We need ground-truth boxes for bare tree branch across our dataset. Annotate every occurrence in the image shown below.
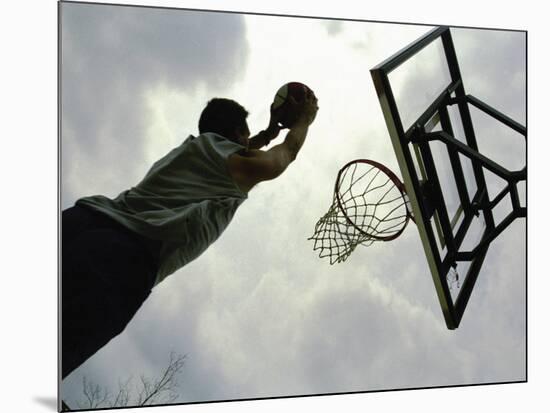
[78,376,110,409]
[112,376,133,408]
[139,352,186,406]
[73,352,186,409]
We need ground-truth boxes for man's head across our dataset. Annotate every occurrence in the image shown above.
[198,98,250,147]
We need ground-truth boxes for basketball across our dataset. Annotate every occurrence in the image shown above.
[272,82,314,128]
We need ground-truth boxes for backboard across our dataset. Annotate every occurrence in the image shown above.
[370,26,526,329]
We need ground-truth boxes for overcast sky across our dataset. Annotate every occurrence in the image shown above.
[60,2,526,407]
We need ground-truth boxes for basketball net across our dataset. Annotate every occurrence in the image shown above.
[309,159,414,264]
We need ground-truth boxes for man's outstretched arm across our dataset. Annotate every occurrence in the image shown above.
[247,103,284,149]
[248,126,281,150]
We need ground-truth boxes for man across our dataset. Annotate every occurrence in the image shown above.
[62,87,319,378]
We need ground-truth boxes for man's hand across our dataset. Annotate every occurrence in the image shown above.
[247,103,284,150]
[288,88,319,129]
[247,88,318,151]
[264,102,284,141]
[268,102,285,131]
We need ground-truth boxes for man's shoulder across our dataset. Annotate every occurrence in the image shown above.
[235,148,262,157]
[227,149,269,172]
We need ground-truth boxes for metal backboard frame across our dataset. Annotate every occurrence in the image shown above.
[370,26,526,329]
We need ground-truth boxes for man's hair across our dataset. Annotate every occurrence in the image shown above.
[198,98,249,141]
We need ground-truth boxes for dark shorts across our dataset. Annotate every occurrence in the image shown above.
[61,204,161,379]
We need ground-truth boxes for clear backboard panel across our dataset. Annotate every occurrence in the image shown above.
[388,37,451,130]
[370,26,526,329]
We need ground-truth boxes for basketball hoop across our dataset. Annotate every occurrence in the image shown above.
[309,159,415,264]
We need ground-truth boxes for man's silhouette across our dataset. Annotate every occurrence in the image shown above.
[62,89,319,378]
